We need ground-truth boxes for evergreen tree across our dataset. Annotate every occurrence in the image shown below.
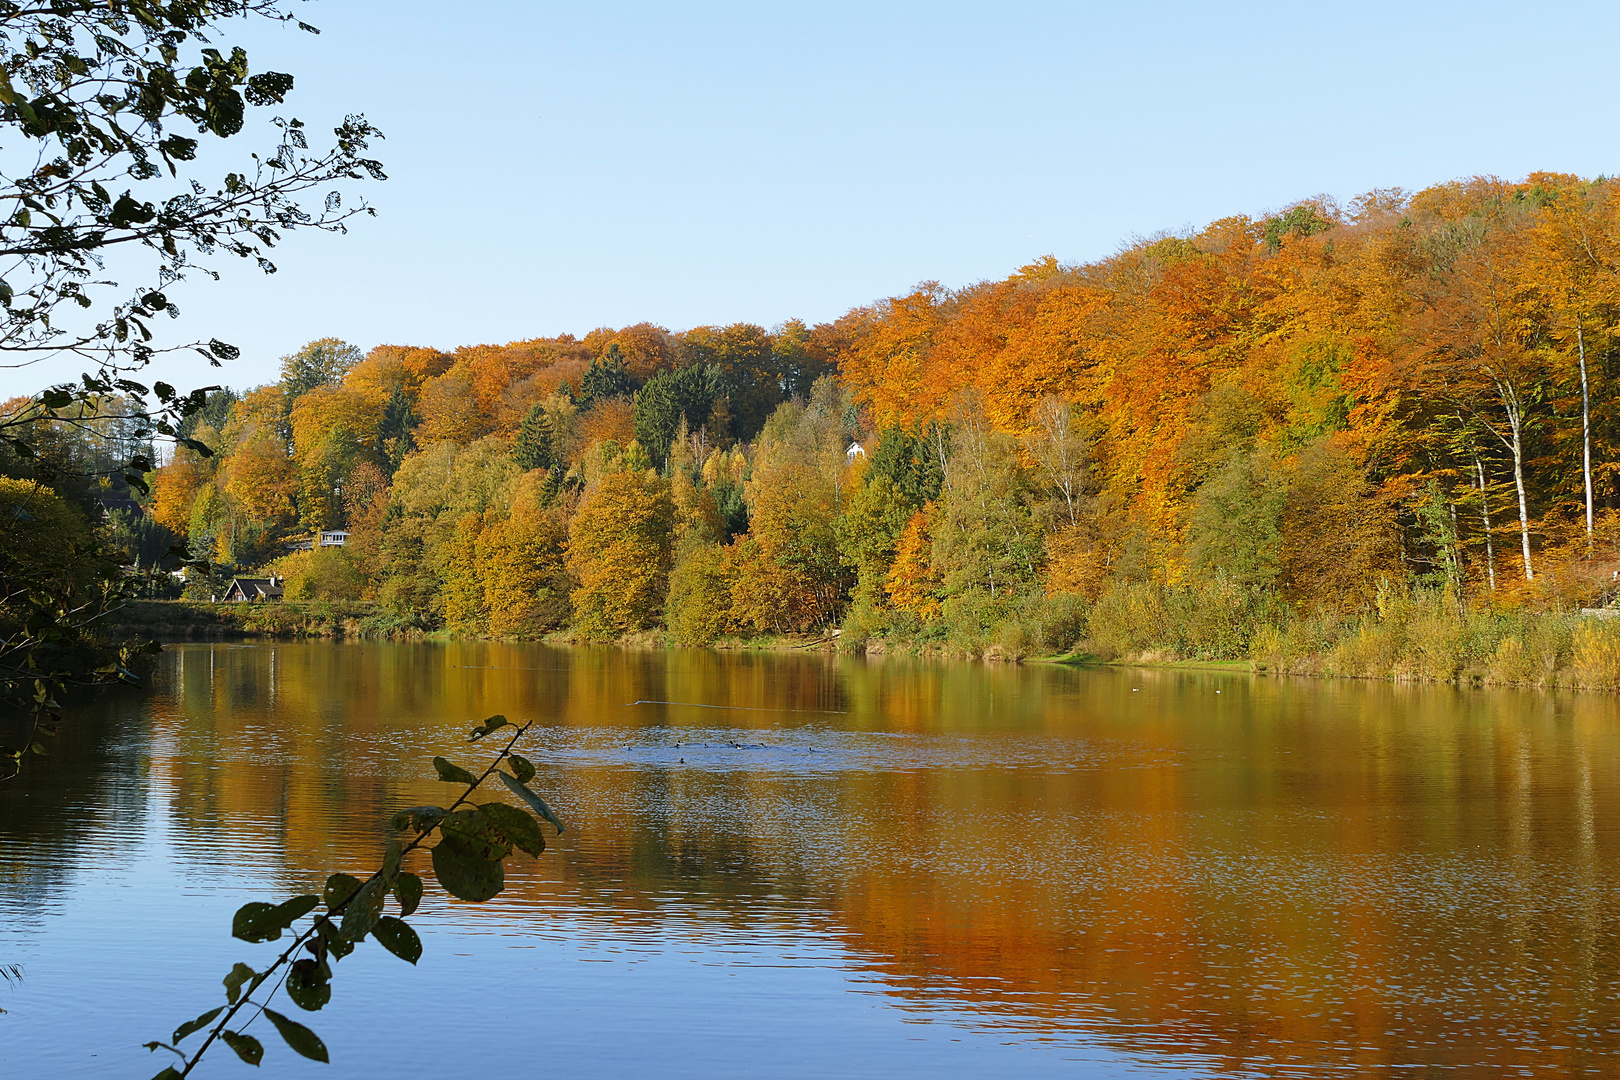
[579,345,639,405]
[711,477,749,540]
[634,364,722,465]
[678,323,784,441]
[514,404,556,471]
[537,465,566,507]
[380,384,416,476]
[176,389,240,443]
[870,424,945,507]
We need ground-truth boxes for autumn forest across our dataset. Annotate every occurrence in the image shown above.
[27,171,1620,683]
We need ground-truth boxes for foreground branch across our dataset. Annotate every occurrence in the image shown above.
[144,715,565,1077]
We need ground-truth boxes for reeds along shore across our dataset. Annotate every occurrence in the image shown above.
[1072,579,1620,690]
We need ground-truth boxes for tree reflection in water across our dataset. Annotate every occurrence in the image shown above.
[3,641,1619,1077]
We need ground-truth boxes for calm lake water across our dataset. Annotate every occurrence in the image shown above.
[3,642,1620,1077]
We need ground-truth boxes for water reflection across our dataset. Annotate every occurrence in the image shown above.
[4,642,1620,1077]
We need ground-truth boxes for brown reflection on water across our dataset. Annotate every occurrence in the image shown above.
[97,645,1620,1072]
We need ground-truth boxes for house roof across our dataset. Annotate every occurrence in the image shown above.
[227,577,283,598]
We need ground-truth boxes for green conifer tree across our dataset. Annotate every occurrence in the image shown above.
[514,404,555,471]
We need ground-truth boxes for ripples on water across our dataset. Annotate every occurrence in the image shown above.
[2,641,1620,1077]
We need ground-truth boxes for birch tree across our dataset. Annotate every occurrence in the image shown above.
[1404,210,1545,582]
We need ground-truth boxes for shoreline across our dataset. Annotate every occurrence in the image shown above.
[106,600,1620,693]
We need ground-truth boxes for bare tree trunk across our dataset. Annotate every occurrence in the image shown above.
[1476,455,1497,592]
[1486,379,1535,580]
[1448,499,1462,601]
[1579,322,1594,551]
[931,421,951,493]
[1507,401,1534,581]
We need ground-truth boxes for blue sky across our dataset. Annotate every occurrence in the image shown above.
[9,0,1620,396]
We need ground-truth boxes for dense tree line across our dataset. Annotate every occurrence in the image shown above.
[67,172,1620,659]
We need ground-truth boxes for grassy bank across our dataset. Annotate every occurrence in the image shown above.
[836,580,1620,690]
[102,599,405,640]
[1052,581,1620,690]
[1248,599,1620,690]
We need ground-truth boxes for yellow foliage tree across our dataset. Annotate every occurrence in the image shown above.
[566,467,673,639]
[743,461,846,629]
[665,541,734,644]
[0,478,103,601]
[482,472,571,636]
[224,435,298,532]
[727,536,811,634]
[1279,437,1399,611]
[441,510,488,632]
[886,506,942,620]
[149,449,207,535]
[416,363,492,445]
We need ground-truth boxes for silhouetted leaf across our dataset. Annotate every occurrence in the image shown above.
[314,919,354,959]
[173,1005,222,1043]
[432,756,475,785]
[231,895,319,942]
[507,753,536,784]
[499,772,566,834]
[381,840,403,883]
[390,805,445,832]
[222,962,255,1005]
[285,958,331,1012]
[480,801,547,857]
[439,808,511,861]
[263,1007,328,1063]
[468,714,509,741]
[220,1030,263,1066]
[393,871,423,917]
[340,876,385,941]
[323,873,362,910]
[371,916,422,964]
[431,832,504,902]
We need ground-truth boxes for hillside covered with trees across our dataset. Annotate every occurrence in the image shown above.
[23,171,1620,678]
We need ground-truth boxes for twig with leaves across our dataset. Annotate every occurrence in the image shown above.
[144,715,565,1078]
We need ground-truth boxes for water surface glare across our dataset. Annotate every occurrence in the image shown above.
[3,641,1620,1077]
